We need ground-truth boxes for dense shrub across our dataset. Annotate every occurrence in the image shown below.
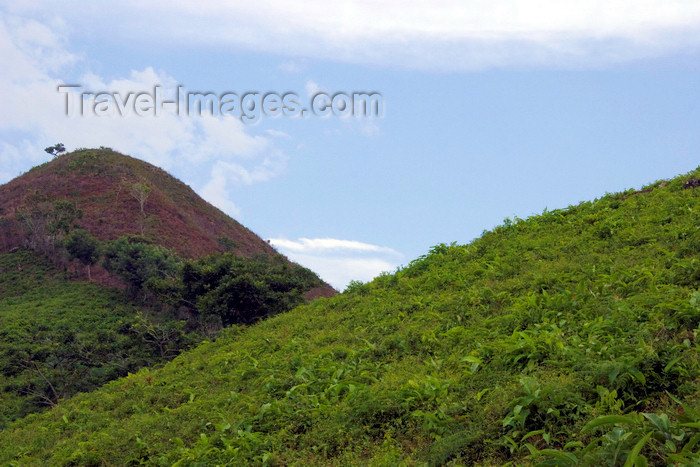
[155,253,322,325]
[102,235,180,295]
[63,228,100,279]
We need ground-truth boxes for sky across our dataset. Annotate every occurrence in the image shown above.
[1,1,699,289]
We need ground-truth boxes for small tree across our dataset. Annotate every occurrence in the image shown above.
[44,143,66,158]
[64,229,100,280]
[19,200,82,256]
[130,183,151,215]
[129,183,151,235]
[133,312,191,358]
[48,200,82,238]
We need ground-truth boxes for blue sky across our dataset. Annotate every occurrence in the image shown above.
[1,1,699,289]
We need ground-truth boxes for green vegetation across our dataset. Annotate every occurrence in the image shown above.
[153,253,324,326]
[101,235,324,327]
[0,147,330,438]
[0,169,698,465]
[0,249,176,429]
[102,235,180,296]
[0,237,324,429]
[218,236,237,252]
[18,199,82,256]
[63,229,100,280]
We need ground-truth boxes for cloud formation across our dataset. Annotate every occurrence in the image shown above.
[0,13,281,218]
[269,237,403,290]
[9,1,700,70]
[270,237,400,255]
[201,155,287,216]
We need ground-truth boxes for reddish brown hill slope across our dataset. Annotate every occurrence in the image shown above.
[0,149,336,296]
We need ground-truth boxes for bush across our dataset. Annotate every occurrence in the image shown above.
[163,253,321,325]
[102,235,179,295]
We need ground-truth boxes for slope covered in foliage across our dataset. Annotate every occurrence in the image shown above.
[0,148,332,428]
[0,249,178,429]
[0,240,327,429]
[1,168,699,465]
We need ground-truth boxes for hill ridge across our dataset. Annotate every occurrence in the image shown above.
[1,149,276,258]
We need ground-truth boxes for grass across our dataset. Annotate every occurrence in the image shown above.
[0,167,698,465]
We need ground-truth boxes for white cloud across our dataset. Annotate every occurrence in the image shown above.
[278,59,308,74]
[304,80,322,98]
[1,14,77,77]
[269,237,403,289]
[0,140,46,184]
[270,237,400,255]
[15,1,700,70]
[265,129,290,139]
[0,13,282,218]
[200,154,287,217]
[291,254,397,291]
[199,167,242,217]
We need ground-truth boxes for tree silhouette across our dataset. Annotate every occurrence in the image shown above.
[44,143,66,157]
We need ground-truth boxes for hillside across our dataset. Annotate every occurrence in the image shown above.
[0,168,698,465]
[0,249,179,429]
[0,148,336,295]
[0,149,334,428]
[0,148,272,259]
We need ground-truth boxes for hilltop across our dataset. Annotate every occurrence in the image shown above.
[1,167,697,465]
[0,148,335,295]
[0,148,277,257]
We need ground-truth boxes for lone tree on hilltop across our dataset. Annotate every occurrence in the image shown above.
[44,143,66,157]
